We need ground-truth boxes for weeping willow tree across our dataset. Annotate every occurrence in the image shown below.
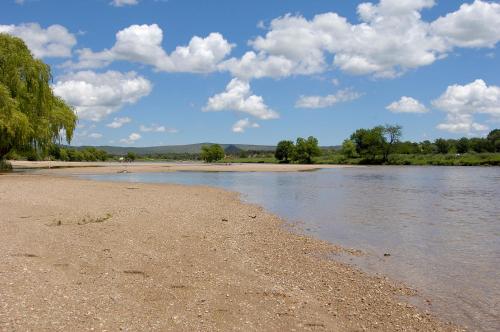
[0,34,77,161]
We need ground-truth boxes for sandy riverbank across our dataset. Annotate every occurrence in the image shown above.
[0,172,460,331]
[10,160,356,175]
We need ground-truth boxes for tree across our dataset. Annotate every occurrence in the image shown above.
[0,34,77,160]
[275,140,295,163]
[293,136,321,164]
[350,126,385,162]
[487,129,500,152]
[419,140,435,154]
[435,138,449,154]
[341,139,358,158]
[201,144,225,162]
[382,124,402,162]
[456,137,470,154]
[125,152,137,162]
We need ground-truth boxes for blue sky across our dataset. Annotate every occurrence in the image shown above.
[1,0,500,146]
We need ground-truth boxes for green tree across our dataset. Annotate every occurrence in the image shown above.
[419,140,435,154]
[275,140,295,163]
[350,126,385,162]
[293,136,321,164]
[456,137,470,154]
[487,129,500,152]
[382,124,402,162]
[435,138,449,154]
[0,34,77,160]
[126,152,137,162]
[340,139,358,158]
[200,144,225,162]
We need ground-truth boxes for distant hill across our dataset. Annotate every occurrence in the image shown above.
[71,143,277,156]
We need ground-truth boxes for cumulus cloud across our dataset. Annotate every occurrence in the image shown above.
[110,0,139,6]
[120,132,141,144]
[106,117,132,128]
[203,78,279,120]
[53,70,152,122]
[68,24,233,73]
[431,0,500,48]
[139,124,178,133]
[232,118,260,133]
[88,133,103,139]
[221,0,500,79]
[386,96,429,113]
[0,23,76,58]
[295,89,362,109]
[432,79,499,133]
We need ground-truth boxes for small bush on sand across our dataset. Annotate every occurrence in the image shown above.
[0,159,12,171]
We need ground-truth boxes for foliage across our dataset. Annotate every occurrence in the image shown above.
[0,159,12,170]
[126,152,137,162]
[382,124,402,162]
[487,129,500,152]
[293,136,321,164]
[350,126,386,162]
[275,140,295,163]
[456,137,470,154]
[341,139,358,158]
[200,144,225,162]
[0,34,77,160]
[434,138,450,154]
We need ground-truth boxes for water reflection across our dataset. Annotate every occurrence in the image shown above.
[82,166,500,331]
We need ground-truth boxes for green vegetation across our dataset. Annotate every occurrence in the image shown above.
[201,144,225,162]
[6,145,110,162]
[0,34,77,167]
[274,136,321,164]
[125,152,137,162]
[275,140,295,163]
[294,136,322,164]
[226,127,499,166]
[328,125,500,166]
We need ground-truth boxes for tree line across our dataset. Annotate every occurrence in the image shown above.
[272,126,500,165]
[340,126,499,163]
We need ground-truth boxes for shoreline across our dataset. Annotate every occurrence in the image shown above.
[0,171,462,331]
[9,160,358,174]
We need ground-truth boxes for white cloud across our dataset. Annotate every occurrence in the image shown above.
[68,24,233,73]
[232,118,260,133]
[14,0,25,4]
[53,70,152,122]
[107,117,132,128]
[120,132,141,144]
[88,133,103,139]
[0,23,76,58]
[219,51,296,80]
[433,79,500,133]
[203,78,279,120]
[139,124,178,133]
[221,0,500,79]
[386,96,429,113]
[431,0,500,48]
[331,78,340,86]
[295,89,361,109]
[111,0,139,6]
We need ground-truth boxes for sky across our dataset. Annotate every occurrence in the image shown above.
[1,0,500,147]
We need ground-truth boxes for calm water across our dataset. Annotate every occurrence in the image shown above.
[82,166,500,331]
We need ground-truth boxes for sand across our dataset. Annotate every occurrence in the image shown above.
[0,171,462,331]
[10,160,356,175]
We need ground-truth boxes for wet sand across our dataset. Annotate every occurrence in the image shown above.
[0,171,462,331]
